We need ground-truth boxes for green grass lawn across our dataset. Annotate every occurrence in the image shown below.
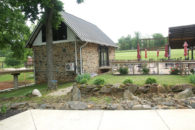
[88,73,192,86]
[115,49,190,60]
[0,57,5,62]
[0,72,34,82]
[0,82,73,103]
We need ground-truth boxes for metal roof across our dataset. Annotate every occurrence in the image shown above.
[61,12,116,47]
[26,11,117,48]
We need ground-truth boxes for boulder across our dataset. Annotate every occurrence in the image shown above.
[127,84,138,94]
[132,104,143,110]
[10,102,27,109]
[123,89,139,100]
[177,88,194,99]
[32,89,42,97]
[100,86,112,94]
[157,85,166,93]
[67,101,87,110]
[189,101,195,108]
[137,85,150,94]
[149,84,158,93]
[71,85,81,101]
[171,84,192,92]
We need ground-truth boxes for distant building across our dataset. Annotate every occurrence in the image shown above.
[26,12,117,84]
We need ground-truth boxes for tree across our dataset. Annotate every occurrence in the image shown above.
[117,35,132,50]
[152,33,165,47]
[0,0,30,59]
[9,0,84,89]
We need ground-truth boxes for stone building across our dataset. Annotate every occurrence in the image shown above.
[26,11,117,84]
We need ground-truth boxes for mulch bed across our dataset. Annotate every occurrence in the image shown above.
[0,82,31,90]
[0,109,24,121]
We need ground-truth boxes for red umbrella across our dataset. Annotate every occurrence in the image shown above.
[184,41,188,56]
[145,49,147,59]
[137,43,141,60]
[157,49,159,57]
[164,44,169,58]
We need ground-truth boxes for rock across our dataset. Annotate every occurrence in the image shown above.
[138,85,150,94]
[100,86,112,94]
[123,89,139,100]
[162,101,175,106]
[28,103,38,109]
[177,88,194,99]
[39,104,53,109]
[71,85,81,101]
[171,84,192,92]
[10,102,27,109]
[67,101,87,110]
[113,83,121,88]
[106,104,118,110]
[132,104,143,110]
[127,84,138,94]
[157,85,166,93]
[150,84,158,93]
[142,105,152,110]
[189,101,195,108]
[32,89,42,97]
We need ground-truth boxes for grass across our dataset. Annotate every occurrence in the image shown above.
[0,57,5,62]
[115,49,190,60]
[0,82,73,104]
[0,72,34,82]
[88,73,192,86]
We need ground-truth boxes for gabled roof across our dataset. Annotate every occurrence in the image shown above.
[26,11,117,48]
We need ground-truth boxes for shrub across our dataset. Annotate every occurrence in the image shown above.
[1,104,7,114]
[190,69,195,74]
[189,74,195,84]
[123,78,133,84]
[145,77,157,84]
[93,78,105,85]
[4,53,22,67]
[170,67,181,75]
[119,67,128,75]
[75,73,91,84]
[142,67,150,74]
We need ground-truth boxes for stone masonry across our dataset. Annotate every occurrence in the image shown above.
[33,42,115,84]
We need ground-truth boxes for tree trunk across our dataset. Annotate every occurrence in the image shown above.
[46,8,55,90]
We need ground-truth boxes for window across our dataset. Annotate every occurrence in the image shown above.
[99,46,109,67]
[42,22,67,42]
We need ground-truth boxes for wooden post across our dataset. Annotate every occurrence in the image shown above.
[191,47,194,60]
[157,62,159,75]
[133,64,135,75]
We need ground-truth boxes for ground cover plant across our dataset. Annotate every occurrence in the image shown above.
[145,77,157,84]
[119,67,128,75]
[75,73,91,84]
[93,78,105,85]
[123,78,133,84]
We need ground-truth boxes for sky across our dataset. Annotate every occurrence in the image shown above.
[61,0,195,42]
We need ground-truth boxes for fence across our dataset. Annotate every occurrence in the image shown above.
[110,60,195,75]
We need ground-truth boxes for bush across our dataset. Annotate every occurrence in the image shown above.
[142,67,150,74]
[190,69,195,74]
[119,67,128,75]
[4,53,22,67]
[145,77,157,84]
[75,73,91,84]
[189,74,195,84]
[123,78,133,84]
[170,67,181,75]
[93,78,105,85]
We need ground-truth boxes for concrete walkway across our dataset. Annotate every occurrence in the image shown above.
[0,109,195,130]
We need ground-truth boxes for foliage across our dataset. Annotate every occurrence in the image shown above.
[142,67,150,74]
[190,69,195,74]
[117,32,141,50]
[93,78,105,85]
[119,67,128,75]
[0,104,7,114]
[4,53,22,67]
[170,67,181,75]
[189,74,195,84]
[145,77,157,84]
[75,73,91,84]
[152,33,166,47]
[123,78,133,84]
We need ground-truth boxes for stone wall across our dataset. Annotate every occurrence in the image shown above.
[33,42,115,84]
[33,42,78,84]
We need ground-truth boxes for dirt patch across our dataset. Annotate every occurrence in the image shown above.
[0,82,32,90]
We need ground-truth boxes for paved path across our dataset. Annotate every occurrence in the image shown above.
[0,109,195,130]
